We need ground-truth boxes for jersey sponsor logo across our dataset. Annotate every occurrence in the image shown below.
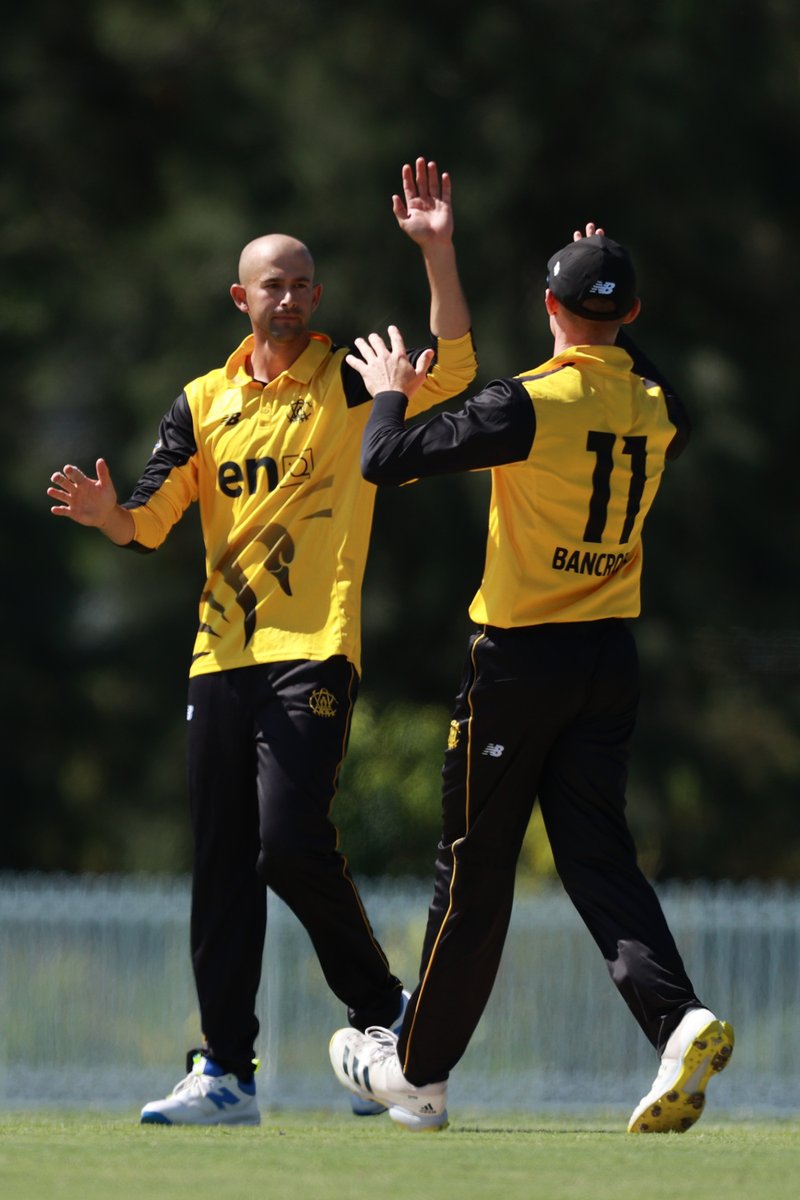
[219,455,278,497]
[282,448,313,483]
[217,449,314,497]
[225,412,242,426]
[589,280,616,296]
[309,688,338,717]
[447,720,460,750]
[552,546,630,576]
[482,743,504,758]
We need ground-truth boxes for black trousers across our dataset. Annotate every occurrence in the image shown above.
[186,657,402,1081]
[398,621,701,1086]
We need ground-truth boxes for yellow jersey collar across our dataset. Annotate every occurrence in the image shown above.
[225,331,333,385]
[549,344,633,371]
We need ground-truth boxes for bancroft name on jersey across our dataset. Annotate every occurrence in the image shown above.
[551,547,631,577]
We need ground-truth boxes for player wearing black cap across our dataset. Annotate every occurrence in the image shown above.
[327,224,734,1134]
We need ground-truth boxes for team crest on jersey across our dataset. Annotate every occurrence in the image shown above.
[447,720,460,750]
[287,399,313,423]
[309,688,338,717]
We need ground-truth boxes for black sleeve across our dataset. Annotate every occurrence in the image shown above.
[122,392,197,508]
[341,340,443,408]
[616,328,691,461]
[361,378,536,485]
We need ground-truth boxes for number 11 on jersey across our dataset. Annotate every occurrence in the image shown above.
[583,432,647,545]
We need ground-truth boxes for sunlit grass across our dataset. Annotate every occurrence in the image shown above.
[1,1110,798,1200]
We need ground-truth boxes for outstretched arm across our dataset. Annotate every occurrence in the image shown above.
[346,325,435,401]
[347,325,534,485]
[394,158,470,340]
[48,458,135,545]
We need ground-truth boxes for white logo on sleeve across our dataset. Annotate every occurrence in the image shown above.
[482,743,505,758]
[589,280,616,295]
[186,705,194,721]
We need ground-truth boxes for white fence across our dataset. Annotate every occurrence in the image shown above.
[0,874,797,1117]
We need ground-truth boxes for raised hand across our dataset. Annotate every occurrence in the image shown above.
[346,325,435,400]
[573,222,606,241]
[393,158,454,246]
[48,458,135,543]
[48,459,117,524]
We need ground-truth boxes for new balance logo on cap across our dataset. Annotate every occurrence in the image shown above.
[546,234,637,321]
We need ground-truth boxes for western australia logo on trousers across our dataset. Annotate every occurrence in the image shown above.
[552,546,630,576]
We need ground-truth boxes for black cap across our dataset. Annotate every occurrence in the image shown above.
[546,235,637,321]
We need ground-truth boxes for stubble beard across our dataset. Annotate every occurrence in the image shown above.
[267,312,309,344]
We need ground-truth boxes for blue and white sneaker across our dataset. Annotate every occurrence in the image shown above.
[140,1053,260,1126]
[349,990,409,1117]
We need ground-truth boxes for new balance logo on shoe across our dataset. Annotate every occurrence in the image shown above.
[482,743,505,758]
[139,1054,260,1126]
[206,1086,244,1111]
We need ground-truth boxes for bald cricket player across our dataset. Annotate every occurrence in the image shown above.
[47,160,477,1126]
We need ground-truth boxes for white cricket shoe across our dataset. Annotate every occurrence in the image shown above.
[140,1053,260,1126]
[628,1007,734,1133]
[330,1026,448,1132]
[349,990,410,1118]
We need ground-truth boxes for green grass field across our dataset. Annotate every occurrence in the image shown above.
[1,1111,798,1200]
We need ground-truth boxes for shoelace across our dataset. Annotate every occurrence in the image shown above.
[172,1054,258,1095]
[362,1026,399,1062]
[171,1057,219,1096]
[170,1070,203,1097]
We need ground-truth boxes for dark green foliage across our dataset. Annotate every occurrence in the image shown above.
[3,1,798,877]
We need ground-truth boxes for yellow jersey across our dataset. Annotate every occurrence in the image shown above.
[123,330,477,674]
[360,339,688,627]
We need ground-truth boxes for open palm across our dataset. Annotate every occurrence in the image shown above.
[393,157,454,245]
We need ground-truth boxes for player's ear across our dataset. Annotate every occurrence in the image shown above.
[311,283,323,312]
[230,283,248,312]
[620,297,641,325]
[544,288,559,315]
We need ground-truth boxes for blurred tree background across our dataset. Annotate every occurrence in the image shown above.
[2,0,798,880]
